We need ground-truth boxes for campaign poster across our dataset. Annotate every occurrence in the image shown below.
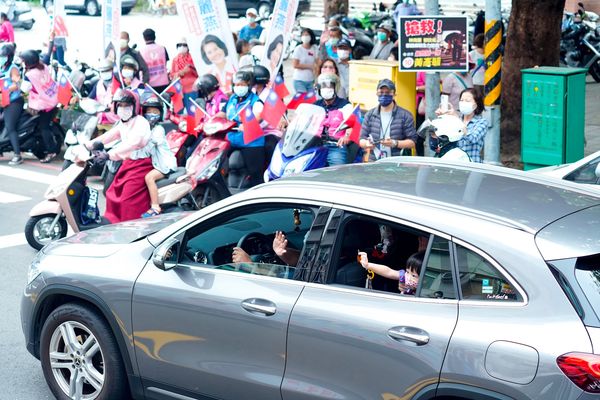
[176,0,238,93]
[102,0,121,65]
[398,16,468,71]
[260,0,298,81]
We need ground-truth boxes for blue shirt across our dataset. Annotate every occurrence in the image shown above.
[458,114,488,163]
[224,92,264,147]
[239,24,263,41]
[1,63,21,104]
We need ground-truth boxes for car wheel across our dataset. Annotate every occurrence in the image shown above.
[258,2,271,18]
[122,7,132,15]
[85,0,99,16]
[39,303,129,400]
[25,214,68,250]
[44,0,54,13]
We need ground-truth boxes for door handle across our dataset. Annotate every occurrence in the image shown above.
[387,326,430,345]
[241,298,277,316]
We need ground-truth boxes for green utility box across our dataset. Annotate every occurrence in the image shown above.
[521,67,587,170]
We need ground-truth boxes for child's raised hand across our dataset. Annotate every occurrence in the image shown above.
[358,252,369,269]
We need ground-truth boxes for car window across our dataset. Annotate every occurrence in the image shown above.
[455,244,522,301]
[565,158,600,184]
[419,236,456,299]
[180,204,316,280]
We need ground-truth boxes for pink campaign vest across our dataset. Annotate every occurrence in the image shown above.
[95,81,119,124]
[141,43,169,87]
[26,66,58,111]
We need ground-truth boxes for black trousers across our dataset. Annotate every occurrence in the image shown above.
[37,108,57,155]
[4,97,24,155]
[239,146,265,188]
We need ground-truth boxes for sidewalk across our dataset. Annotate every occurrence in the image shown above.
[584,77,600,156]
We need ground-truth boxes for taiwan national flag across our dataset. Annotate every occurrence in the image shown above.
[240,105,264,145]
[57,71,73,106]
[166,79,184,114]
[273,74,289,99]
[111,74,121,95]
[1,78,10,107]
[346,105,363,143]
[260,89,286,127]
[286,89,317,110]
[186,100,203,135]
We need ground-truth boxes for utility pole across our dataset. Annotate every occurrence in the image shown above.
[484,0,502,164]
[424,0,440,156]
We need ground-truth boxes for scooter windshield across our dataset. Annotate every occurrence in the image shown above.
[281,104,326,158]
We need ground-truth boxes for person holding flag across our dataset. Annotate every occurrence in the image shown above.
[87,58,120,124]
[359,79,417,162]
[0,43,23,165]
[215,69,265,188]
[252,65,284,160]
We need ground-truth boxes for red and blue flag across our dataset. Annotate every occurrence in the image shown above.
[260,89,286,127]
[272,74,289,99]
[240,104,264,144]
[166,79,184,114]
[346,105,363,143]
[286,89,317,110]
[186,100,203,134]
[57,71,73,106]
[1,78,11,107]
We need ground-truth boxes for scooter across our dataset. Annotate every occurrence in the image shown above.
[0,0,34,30]
[62,98,106,171]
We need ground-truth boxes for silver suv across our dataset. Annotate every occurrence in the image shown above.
[21,158,600,400]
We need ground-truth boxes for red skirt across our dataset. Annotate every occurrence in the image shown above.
[105,158,154,223]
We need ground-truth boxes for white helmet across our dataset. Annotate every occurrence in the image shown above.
[431,115,466,142]
[317,73,339,88]
[98,58,113,72]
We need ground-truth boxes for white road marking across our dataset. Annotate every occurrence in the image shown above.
[0,233,27,249]
[0,191,31,204]
[0,165,57,185]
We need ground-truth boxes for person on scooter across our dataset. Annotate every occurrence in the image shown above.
[252,64,283,161]
[196,73,228,117]
[139,93,177,217]
[0,43,23,165]
[84,89,153,222]
[216,69,265,187]
[20,49,59,164]
[83,58,119,125]
[314,73,354,166]
[119,55,145,92]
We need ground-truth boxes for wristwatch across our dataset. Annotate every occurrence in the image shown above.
[392,139,398,148]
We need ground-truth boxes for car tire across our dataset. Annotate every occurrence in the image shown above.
[122,6,133,15]
[258,2,271,18]
[39,303,129,400]
[85,0,99,16]
[25,214,68,250]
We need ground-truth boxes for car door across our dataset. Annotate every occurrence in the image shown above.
[282,209,459,399]
[132,201,330,400]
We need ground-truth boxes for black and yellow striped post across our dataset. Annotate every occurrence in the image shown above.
[482,1,502,164]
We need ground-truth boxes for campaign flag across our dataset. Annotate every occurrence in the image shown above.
[110,74,120,95]
[261,89,286,127]
[165,79,184,114]
[102,0,121,67]
[1,78,10,107]
[186,100,203,134]
[260,0,299,82]
[240,105,264,144]
[57,71,73,106]
[273,74,289,99]
[346,105,363,143]
[176,0,238,93]
[286,89,317,110]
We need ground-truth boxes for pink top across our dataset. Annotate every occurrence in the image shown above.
[206,89,228,117]
[26,65,58,111]
[0,21,14,42]
[416,71,426,103]
[96,115,151,161]
[140,43,169,87]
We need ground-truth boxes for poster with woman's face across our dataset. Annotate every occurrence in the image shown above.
[260,0,298,81]
[176,0,238,92]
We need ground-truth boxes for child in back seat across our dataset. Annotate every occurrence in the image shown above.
[358,251,424,295]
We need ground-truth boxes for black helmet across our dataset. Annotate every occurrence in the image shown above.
[196,73,220,98]
[140,92,163,119]
[0,43,15,59]
[112,88,139,116]
[253,65,270,85]
[120,54,139,72]
[233,69,254,86]
[20,49,39,69]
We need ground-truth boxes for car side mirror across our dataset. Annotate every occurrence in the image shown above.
[595,163,600,179]
[152,237,180,271]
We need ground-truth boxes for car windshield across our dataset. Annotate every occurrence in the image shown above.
[281,104,325,158]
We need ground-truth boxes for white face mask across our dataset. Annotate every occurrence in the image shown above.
[100,71,113,82]
[247,16,256,23]
[177,46,188,54]
[459,100,475,115]
[117,106,133,121]
[301,35,311,45]
[234,85,249,98]
[321,87,335,100]
[119,39,129,49]
[121,69,134,79]
[337,49,350,60]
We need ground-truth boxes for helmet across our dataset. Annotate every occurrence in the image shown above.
[317,73,338,89]
[233,69,254,86]
[120,54,139,72]
[112,89,139,116]
[252,65,270,85]
[98,58,113,72]
[140,92,163,120]
[196,73,220,97]
[0,43,15,59]
[431,115,466,143]
[20,49,39,69]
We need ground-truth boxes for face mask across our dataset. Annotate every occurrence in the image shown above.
[120,39,129,49]
[233,85,249,97]
[118,106,133,121]
[321,87,335,100]
[0,56,7,66]
[247,16,256,23]
[378,94,394,107]
[377,31,388,42]
[337,49,350,60]
[328,38,339,47]
[301,35,311,45]
[404,270,419,289]
[144,113,161,125]
[459,101,475,115]
[121,69,134,79]
[100,71,113,82]
[177,45,188,54]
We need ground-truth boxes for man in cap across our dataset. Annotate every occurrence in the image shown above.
[369,20,395,60]
[359,79,417,161]
[239,8,263,42]
[120,31,150,83]
[335,38,352,98]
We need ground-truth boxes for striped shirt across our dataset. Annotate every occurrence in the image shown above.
[458,114,488,163]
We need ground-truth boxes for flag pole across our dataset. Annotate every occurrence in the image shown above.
[61,68,82,99]
[145,84,173,109]
[189,98,209,118]
[159,77,181,95]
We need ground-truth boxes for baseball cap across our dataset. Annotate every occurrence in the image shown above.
[379,20,394,32]
[337,38,352,48]
[377,78,396,91]
[246,8,258,17]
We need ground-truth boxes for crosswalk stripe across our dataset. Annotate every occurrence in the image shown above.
[0,190,31,204]
[0,233,27,249]
[0,165,57,185]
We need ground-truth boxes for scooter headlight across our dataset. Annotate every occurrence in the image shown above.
[283,153,313,176]
[196,157,221,182]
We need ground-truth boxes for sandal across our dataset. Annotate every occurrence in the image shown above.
[40,153,56,163]
[141,208,161,218]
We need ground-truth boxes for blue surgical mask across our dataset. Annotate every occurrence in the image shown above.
[144,113,161,125]
[378,94,394,107]
[234,85,249,98]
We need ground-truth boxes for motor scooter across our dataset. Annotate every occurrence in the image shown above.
[0,0,34,30]
[62,98,107,170]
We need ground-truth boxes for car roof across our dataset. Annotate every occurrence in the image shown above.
[272,157,600,233]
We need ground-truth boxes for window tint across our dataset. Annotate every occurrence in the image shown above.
[419,236,456,299]
[455,244,522,301]
[565,158,600,184]
[180,205,315,280]
[575,254,600,318]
